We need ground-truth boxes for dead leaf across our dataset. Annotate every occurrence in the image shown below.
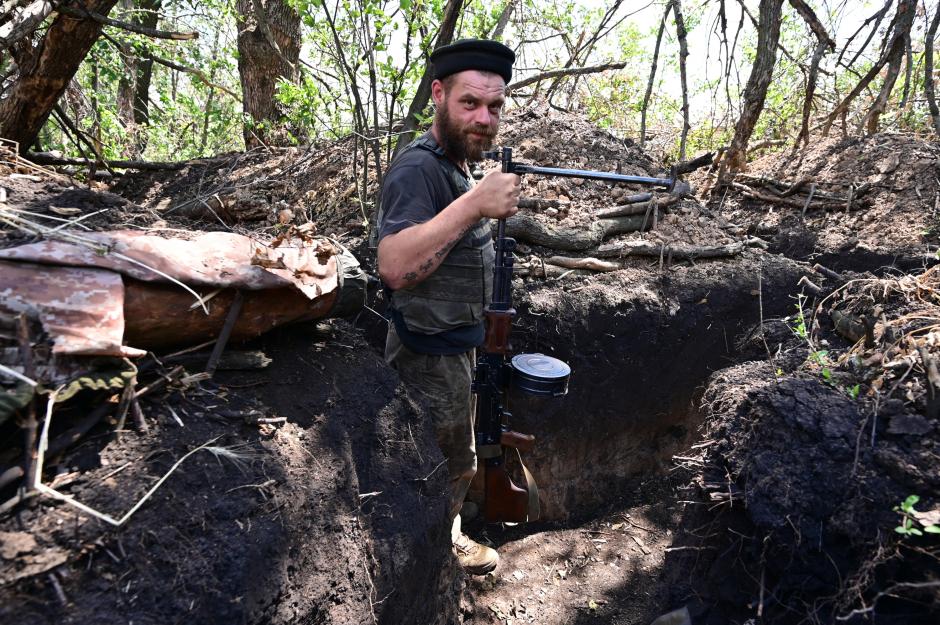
[0,531,37,560]
[49,206,81,216]
[913,508,940,526]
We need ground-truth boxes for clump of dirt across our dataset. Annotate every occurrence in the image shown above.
[109,139,377,254]
[0,322,462,625]
[0,153,467,623]
[703,133,940,271]
[495,108,742,258]
[108,108,739,266]
[0,169,157,250]
[662,259,940,623]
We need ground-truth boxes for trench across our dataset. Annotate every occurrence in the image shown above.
[2,247,912,625]
[450,245,937,625]
[481,254,803,525]
[357,251,812,624]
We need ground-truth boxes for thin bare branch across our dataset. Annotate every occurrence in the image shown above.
[507,62,626,93]
[58,5,197,40]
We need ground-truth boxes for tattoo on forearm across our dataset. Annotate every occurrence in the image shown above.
[435,224,475,260]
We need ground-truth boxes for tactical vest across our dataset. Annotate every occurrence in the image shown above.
[385,134,495,335]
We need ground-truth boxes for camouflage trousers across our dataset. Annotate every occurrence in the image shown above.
[385,325,477,528]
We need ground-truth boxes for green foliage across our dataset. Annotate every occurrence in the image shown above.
[789,293,812,342]
[895,495,940,537]
[45,3,242,161]
[28,1,940,165]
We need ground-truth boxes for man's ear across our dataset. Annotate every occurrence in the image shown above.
[430,79,445,106]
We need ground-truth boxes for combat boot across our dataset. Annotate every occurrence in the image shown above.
[454,533,498,575]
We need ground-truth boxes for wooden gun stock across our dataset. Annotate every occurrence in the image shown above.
[484,463,529,523]
[500,430,535,453]
[483,309,514,354]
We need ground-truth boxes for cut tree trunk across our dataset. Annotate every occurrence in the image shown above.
[0,0,120,154]
[720,0,784,176]
[505,212,661,251]
[235,0,302,148]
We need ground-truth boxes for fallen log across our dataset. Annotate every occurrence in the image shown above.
[516,262,595,280]
[545,256,621,272]
[594,239,747,259]
[622,192,653,204]
[505,211,661,251]
[732,182,863,211]
[26,153,193,171]
[596,195,678,218]
[517,197,566,210]
[673,152,714,176]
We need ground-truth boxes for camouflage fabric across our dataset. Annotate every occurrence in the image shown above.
[0,260,141,357]
[0,232,355,356]
[386,325,476,522]
[0,230,340,299]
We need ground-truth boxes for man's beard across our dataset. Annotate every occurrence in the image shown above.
[437,100,496,163]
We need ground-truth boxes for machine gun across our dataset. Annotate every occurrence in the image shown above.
[473,147,682,524]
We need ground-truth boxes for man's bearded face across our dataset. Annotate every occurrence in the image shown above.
[437,96,497,163]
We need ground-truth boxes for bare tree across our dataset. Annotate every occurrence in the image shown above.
[639,1,670,150]
[132,0,162,127]
[790,0,835,149]
[393,0,465,156]
[672,0,690,160]
[823,0,916,135]
[861,0,916,133]
[115,0,162,155]
[0,0,120,153]
[721,0,785,176]
[490,0,515,41]
[926,1,940,137]
[235,0,302,148]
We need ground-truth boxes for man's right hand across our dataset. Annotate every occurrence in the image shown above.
[468,170,521,220]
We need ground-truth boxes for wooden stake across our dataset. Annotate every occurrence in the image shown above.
[206,290,244,376]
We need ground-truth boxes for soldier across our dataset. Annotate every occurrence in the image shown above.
[376,39,520,575]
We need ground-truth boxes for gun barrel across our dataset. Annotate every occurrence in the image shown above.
[511,164,674,188]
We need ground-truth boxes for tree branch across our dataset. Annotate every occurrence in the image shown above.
[99,30,240,101]
[58,5,197,40]
[507,62,626,93]
[639,1,670,149]
[672,0,690,160]
[0,0,58,48]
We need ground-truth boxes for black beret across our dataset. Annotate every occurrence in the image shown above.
[431,39,515,84]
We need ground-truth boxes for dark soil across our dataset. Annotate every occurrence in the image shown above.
[0,323,460,625]
[3,112,940,625]
[701,132,940,272]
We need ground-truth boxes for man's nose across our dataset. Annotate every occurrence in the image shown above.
[472,106,492,126]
